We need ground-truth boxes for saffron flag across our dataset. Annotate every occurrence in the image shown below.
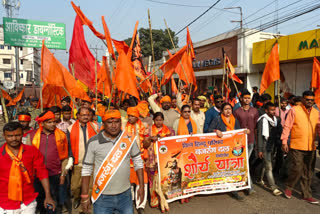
[1,88,25,106]
[161,46,188,85]
[311,57,320,108]
[41,41,91,107]
[171,77,178,95]
[101,16,115,60]
[71,1,105,39]
[226,56,242,84]
[259,43,280,95]
[226,56,235,75]
[186,27,195,60]
[115,51,139,99]
[112,39,129,55]
[97,56,111,97]
[68,15,100,90]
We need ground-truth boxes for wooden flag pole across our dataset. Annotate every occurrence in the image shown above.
[40,81,43,113]
[108,56,115,110]
[62,86,79,109]
[102,82,105,101]
[137,69,158,87]
[108,85,114,110]
[188,84,192,103]
[222,53,226,98]
[71,64,76,118]
[95,60,98,110]
[118,91,123,107]
[0,90,9,123]
[148,9,157,92]
[278,79,281,118]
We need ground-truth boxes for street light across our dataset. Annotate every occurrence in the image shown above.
[224,7,243,29]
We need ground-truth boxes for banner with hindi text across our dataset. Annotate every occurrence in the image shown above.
[156,129,250,203]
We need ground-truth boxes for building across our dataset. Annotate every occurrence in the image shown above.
[252,29,320,97]
[0,25,41,87]
[164,28,278,95]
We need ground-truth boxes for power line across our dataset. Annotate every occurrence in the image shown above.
[176,0,222,35]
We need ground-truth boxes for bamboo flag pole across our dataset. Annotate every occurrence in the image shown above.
[62,87,79,109]
[222,53,226,98]
[108,57,115,110]
[40,81,43,113]
[164,19,190,91]
[0,90,9,123]
[95,60,98,110]
[137,68,158,87]
[226,65,230,102]
[148,9,157,92]
[278,79,281,118]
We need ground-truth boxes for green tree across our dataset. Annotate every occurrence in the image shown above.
[124,27,178,61]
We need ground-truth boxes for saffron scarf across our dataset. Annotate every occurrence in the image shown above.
[151,124,171,138]
[221,114,236,131]
[32,127,68,161]
[70,120,97,165]
[5,144,31,201]
[177,117,197,135]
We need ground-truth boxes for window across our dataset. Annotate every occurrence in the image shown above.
[20,73,23,78]
[0,45,4,49]
[20,59,24,65]
[20,47,23,51]
[7,46,11,50]
[4,73,11,78]
[2,59,11,64]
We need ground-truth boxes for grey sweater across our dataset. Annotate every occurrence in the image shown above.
[82,130,143,195]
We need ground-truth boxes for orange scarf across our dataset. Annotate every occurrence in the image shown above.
[152,124,171,138]
[177,117,197,135]
[70,120,97,165]
[32,127,69,161]
[221,114,236,131]
[5,144,31,201]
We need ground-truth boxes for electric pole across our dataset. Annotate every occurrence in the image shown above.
[2,0,21,87]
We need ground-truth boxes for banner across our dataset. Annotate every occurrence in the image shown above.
[3,17,66,49]
[156,129,250,203]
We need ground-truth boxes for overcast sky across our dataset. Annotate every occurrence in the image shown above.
[2,0,320,66]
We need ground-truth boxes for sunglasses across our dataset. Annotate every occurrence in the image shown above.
[305,99,314,102]
[215,101,224,103]
[183,111,191,113]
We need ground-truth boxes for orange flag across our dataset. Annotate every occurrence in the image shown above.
[228,73,243,84]
[226,56,235,75]
[186,27,195,60]
[312,57,320,108]
[161,46,188,85]
[101,16,115,60]
[259,43,280,95]
[311,57,320,88]
[1,89,13,103]
[97,56,111,97]
[9,88,25,106]
[41,41,91,106]
[171,77,178,95]
[71,1,104,39]
[112,39,129,54]
[115,51,139,99]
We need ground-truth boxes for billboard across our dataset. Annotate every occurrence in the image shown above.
[3,17,66,49]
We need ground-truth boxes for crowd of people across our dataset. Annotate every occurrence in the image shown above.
[0,86,320,214]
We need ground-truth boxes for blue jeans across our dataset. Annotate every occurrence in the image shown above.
[93,188,133,214]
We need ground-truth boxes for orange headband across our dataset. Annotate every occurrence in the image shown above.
[36,111,55,123]
[137,101,149,118]
[127,107,139,118]
[102,110,121,121]
[160,95,171,104]
[18,115,31,122]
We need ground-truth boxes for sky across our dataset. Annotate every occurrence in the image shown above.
[2,0,320,66]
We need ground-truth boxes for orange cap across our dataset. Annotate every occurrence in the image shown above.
[160,95,171,104]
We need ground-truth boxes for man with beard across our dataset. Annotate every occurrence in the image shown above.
[0,122,56,213]
[148,93,179,128]
[191,98,205,134]
[204,95,223,133]
[28,111,73,213]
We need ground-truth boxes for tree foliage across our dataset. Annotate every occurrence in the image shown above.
[124,28,178,61]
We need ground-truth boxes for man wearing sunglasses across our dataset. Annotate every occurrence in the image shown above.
[203,95,223,133]
[281,90,319,204]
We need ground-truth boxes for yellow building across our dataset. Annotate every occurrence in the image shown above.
[252,29,320,97]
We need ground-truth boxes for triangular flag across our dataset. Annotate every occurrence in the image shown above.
[259,43,280,95]
[101,16,115,60]
[226,56,235,75]
[171,77,178,95]
[97,56,111,97]
[186,27,195,60]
